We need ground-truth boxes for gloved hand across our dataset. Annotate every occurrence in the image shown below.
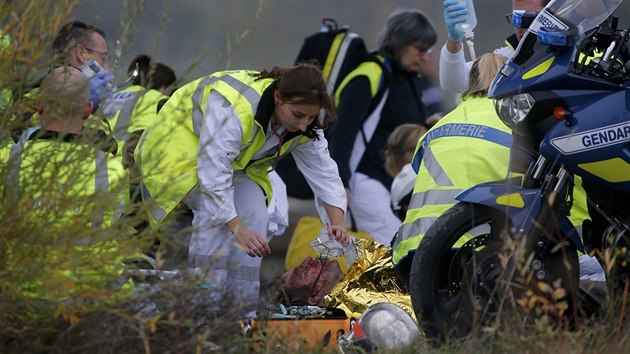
[444,0,468,42]
[88,70,114,111]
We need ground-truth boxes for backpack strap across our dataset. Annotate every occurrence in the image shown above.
[364,54,391,117]
[335,53,390,107]
[335,54,392,147]
[324,31,361,96]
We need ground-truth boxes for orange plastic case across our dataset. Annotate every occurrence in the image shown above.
[252,315,353,351]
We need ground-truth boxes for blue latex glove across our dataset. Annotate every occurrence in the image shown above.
[444,0,468,42]
[88,70,114,111]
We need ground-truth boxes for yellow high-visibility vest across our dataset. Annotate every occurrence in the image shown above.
[136,70,309,226]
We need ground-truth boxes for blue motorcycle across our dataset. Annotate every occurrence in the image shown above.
[410,0,630,341]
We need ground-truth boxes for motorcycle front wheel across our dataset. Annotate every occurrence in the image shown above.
[409,202,579,341]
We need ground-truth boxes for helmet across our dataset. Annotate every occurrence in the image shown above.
[390,164,416,211]
[338,302,421,353]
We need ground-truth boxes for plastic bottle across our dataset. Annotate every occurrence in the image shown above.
[455,0,477,60]
[308,227,357,269]
[455,0,477,38]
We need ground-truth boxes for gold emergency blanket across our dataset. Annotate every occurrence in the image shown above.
[324,239,415,320]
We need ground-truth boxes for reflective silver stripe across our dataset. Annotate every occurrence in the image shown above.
[191,74,262,136]
[93,150,109,228]
[140,181,167,222]
[189,254,229,269]
[348,90,389,173]
[397,216,438,242]
[113,90,145,142]
[5,129,41,205]
[423,146,453,186]
[4,137,27,206]
[227,264,259,282]
[327,33,359,96]
[408,189,465,209]
[575,225,583,238]
[191,76,214,135]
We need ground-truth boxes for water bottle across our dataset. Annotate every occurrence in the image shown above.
[455,0,477,38]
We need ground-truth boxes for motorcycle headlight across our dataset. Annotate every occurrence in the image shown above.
[494,93,535,128]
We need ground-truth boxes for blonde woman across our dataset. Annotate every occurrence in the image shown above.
[384,123,427,178]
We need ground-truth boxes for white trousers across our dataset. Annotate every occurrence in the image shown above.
[579,254,606,281]
[348,172,402,245]
[187,173,270,318]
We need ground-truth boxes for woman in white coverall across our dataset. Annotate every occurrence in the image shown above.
[137,64,349,319]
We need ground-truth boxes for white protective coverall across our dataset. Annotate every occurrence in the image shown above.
[185,91,347,318]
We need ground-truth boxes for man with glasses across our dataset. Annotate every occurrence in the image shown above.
[439,0,550,93]
[46,21,117,155]
[52,21,114,112]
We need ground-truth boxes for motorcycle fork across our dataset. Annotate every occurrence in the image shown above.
[521,159,573,282]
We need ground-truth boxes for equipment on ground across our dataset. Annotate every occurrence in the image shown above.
[337,303,420,353]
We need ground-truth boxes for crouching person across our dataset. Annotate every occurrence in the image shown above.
[136,64,349,320]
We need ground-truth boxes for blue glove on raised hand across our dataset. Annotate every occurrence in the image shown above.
[444,0,468,42]
[88,70,114,111]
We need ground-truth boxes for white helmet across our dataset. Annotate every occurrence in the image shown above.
[338,302,421,352]
[390,164,416,212]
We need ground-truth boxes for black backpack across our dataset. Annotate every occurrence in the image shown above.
[295,18,369,96]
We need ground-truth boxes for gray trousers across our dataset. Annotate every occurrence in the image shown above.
[186,173,270,319]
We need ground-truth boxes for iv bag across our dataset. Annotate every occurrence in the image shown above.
[455,0,477,36]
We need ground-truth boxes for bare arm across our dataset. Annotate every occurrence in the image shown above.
[323,202,349,246]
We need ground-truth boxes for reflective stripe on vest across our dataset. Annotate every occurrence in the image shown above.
[411,123,513,172]
[139,179,167,223]
[191,73,263,138]
[112,90,145,142]
[422,146,454,187]
[397,216,438,244]
[393,188,465,263]
[407,188,465,210]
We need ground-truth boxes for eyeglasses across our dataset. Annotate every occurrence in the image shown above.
[80,44,109,61]
[414,45,433,55]
[505,12,515,25]
[505,10,539,28]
